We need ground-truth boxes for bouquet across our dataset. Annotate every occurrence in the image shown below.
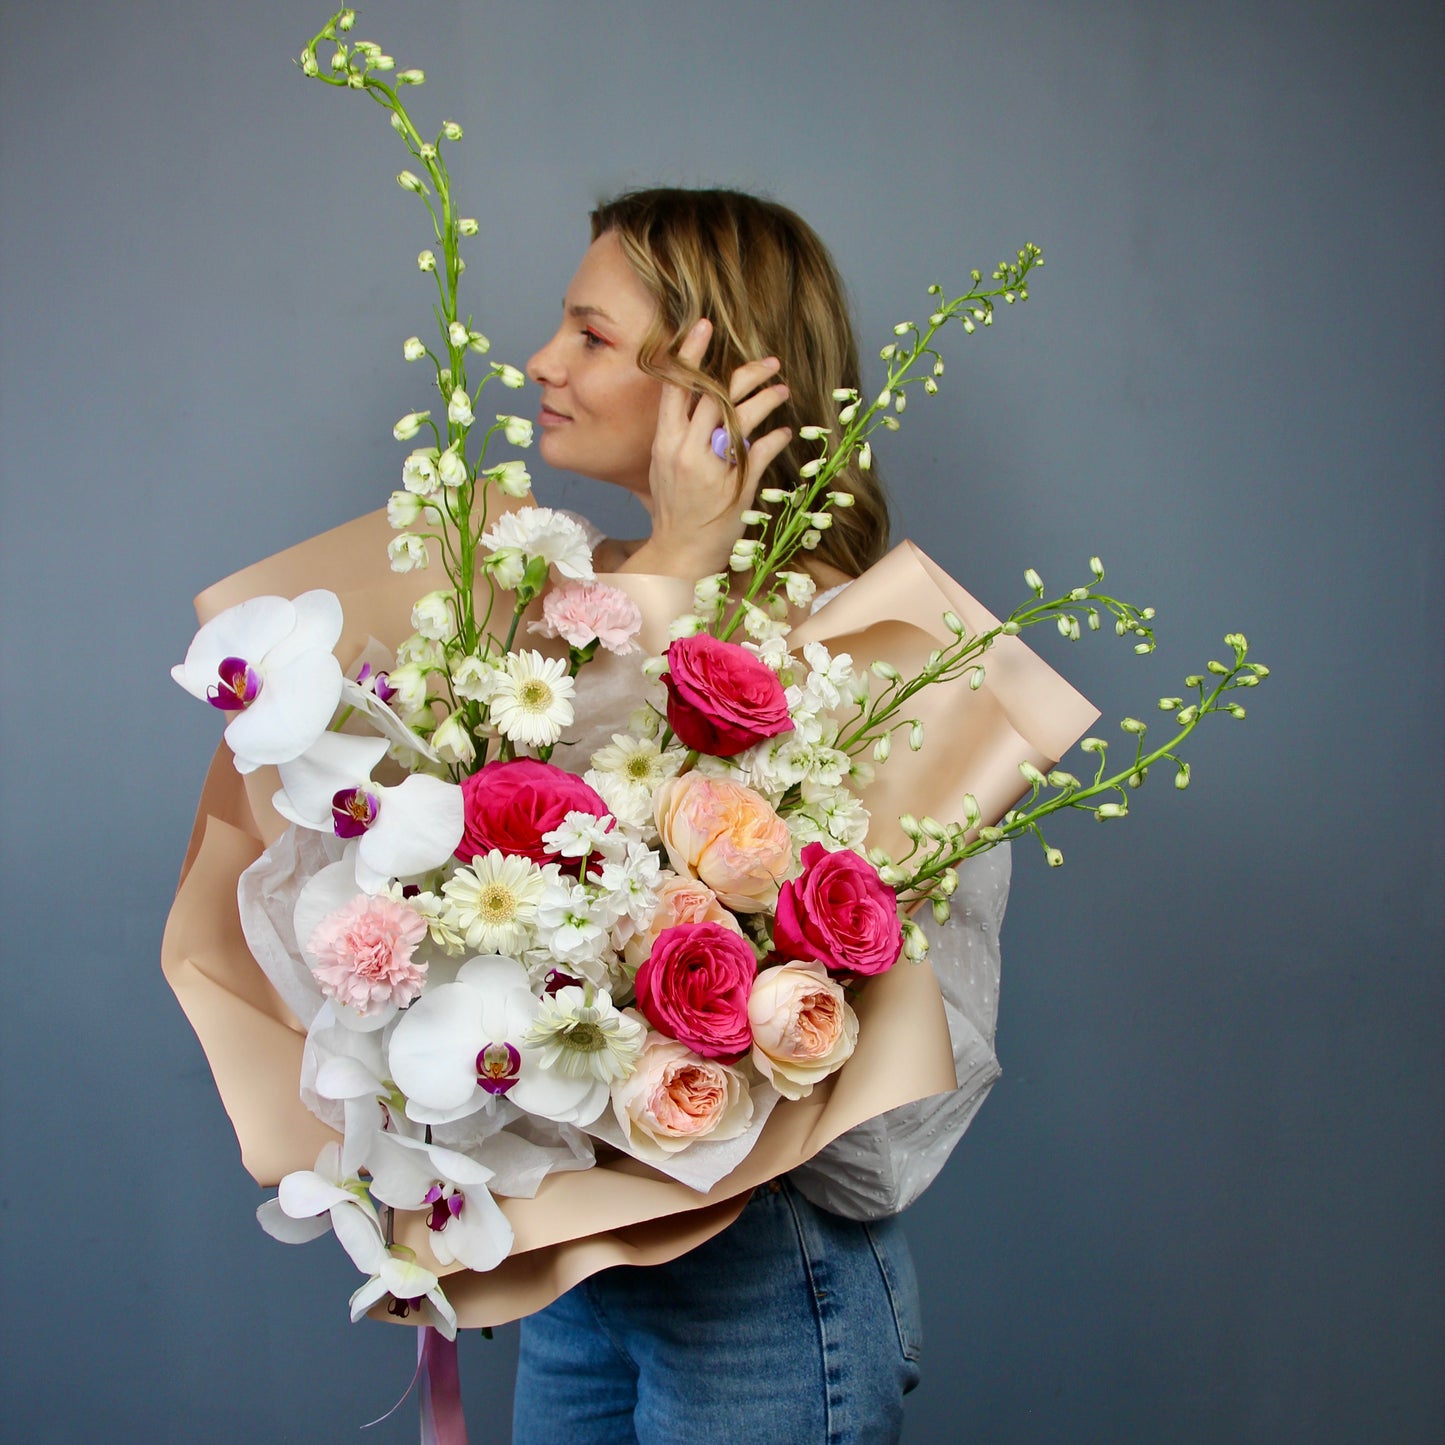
[164,7,1267,1342]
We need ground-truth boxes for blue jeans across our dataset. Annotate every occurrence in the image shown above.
[513,1179,922,1444]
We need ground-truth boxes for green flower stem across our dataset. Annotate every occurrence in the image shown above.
[714,249,1043,644]
[896,636,1265,902]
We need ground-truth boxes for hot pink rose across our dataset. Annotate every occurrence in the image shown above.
[634,922,757,1061]
[773,841,904,977]
[661,633,793,757]
[456,758,610,867]
[305,894,429,1015]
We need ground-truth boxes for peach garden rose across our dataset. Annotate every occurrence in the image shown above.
[611,1028,754,1160]
[748,960,859,1100]
[653,772,794,913]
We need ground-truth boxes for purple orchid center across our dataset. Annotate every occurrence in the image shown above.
[356,663,399,705]
[207,656,262,711]
[386,1295,424,1320]
[542,969,585,997]
[476,1040,522,1096]
[423,1182,465,1232]
[331,787,381,838]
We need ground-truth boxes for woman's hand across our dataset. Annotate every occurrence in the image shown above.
[621,318,792,580]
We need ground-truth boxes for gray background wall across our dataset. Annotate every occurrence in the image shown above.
[2,0,1440,1440]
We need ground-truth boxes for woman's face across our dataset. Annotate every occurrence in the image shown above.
[526,231,665,498]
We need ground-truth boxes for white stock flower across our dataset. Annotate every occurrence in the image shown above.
[447,387,475,428]
[489,650,576,749]
[431,711,477,766]
[387,489,427,528]
[451,653,503,704]
[402,447,441,495]
[486,459,532,497]
[442,850,546,954]
[479,507,594,581]
[437,446,468,487]
[497,414,533,446]
[410,590,456,641]
[535,872,610,968]
[543,810,616,862]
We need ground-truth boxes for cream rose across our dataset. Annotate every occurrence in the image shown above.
[748,961,859,1100]
[653,773,793,913]
[611,1027,754,1160]
[622,871,745,974]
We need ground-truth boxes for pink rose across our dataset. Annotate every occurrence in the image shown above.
[530,580,643,656]
[661,633,793,757]
[634,922,757,1060]
[654,772,793,913]
[612,1029,754,1158]
[456,758,610,867]
[773,841,904,977]
[621,871,744,974]
[749,960,859,1099]
[306,893,429,1015]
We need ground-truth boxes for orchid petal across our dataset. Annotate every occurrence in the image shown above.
[339,676,442,764]
[277,1169,352,1219]
[348,1275,389,1321]
[358,774,465,881]
[388,980,492,1114]
[430,1184,513,1272]
[274,732,389,829]
[510,1061,609,1126]
[257,1198,331,1245]
[264,589,344,669]
[315,1055,385,1101]
[172,596,297,701]
[331,1197,387,1274]
[223,648,343,769]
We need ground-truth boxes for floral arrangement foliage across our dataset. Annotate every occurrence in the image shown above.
[169,8,1267,1336]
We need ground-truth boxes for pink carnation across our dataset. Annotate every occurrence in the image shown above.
[306,894,429,1015]
[531,580,643,656]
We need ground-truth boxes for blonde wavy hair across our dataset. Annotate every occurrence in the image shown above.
[589,187,889,580]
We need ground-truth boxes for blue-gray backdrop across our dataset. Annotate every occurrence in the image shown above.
[2,1,1441,1440]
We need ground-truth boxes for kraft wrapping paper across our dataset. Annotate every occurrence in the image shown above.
[161,508,1097,1328]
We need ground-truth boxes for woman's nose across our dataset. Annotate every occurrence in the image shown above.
[526,329,565,387]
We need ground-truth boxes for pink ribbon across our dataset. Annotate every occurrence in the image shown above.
[418,1327,468,1445]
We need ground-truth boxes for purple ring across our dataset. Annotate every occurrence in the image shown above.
[710,425,750,464]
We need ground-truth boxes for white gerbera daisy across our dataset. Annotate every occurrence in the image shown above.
[440,850,545,954]
[587,734,685,825]
[488,650,575,749]
[522,985,645,1084]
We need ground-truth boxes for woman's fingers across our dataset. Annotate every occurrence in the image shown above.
[656,318,713,439]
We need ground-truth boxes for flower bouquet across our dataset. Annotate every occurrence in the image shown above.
[163,7,1267,1343]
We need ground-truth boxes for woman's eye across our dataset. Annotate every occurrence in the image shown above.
[581,327,608,349]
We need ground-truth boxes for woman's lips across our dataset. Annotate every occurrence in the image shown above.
[537,404,571,427]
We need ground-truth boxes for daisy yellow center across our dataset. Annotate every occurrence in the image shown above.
[479,883,517,922]
[625,754,655,781]
[560,1020,607,1052]
[518,678,554,710]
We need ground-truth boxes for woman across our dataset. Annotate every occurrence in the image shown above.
[514,188,1009,1444]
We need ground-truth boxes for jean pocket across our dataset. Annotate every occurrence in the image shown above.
[863,1218,923,1364]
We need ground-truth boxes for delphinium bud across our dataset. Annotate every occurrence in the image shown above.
[418,250,437,271]
[458,217,479,236]
[442,120,464,140]
[403,336,426,361]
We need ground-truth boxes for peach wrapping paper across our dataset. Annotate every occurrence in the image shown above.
[160,509,1097,1327]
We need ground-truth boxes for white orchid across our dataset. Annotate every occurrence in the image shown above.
[365,1132,514,1273]
[387,954,610,1127]
[172,590,344,774]
[256,1141,383,1267]
[273,731,464,892]
[346,1232,458,1339]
